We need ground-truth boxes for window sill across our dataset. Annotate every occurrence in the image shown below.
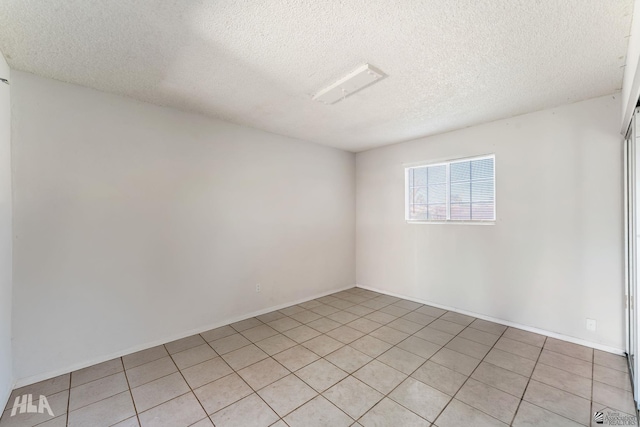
[406,220,496,226]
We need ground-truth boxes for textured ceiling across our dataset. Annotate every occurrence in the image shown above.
[0,1,634,152]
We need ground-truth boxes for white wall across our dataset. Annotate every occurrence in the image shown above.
[11,71,356,384]
[0,52,12,409]
[357,94,625,351]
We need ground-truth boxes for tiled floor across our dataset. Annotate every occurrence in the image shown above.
[1,287,638,427]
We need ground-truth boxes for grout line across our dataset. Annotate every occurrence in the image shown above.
[509,335,547,426]
[65,370,71,427]
[120,356,143,427]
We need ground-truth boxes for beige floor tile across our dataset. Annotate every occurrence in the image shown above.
[327,299,356,310]
[592,381,636,414]
[353,360,407,394]
[484,348,535,377]
[256,311,286,324]
[456,378,520,424]
[326,325,365,344]
[380,305,411,317]
[523,380,591,425]
[446,336,491,359]
[389,377,450,422]
[221,344,269,371]
[591,402,638,427]
[1,389,69,427]
[241,325,279,343]
[512,401,583,427]
[284,395,353,427]
[310,304,340,317]
[327,311,360,325]
[429,319,466,335]
[413,326,455,346]
[288,310,322,324]
[307,318,341,333]
[237,358,289,390]
[431,348,480,376]
[165,335,206,355]
[323,377,383,419]
[172,344,217,370]
[411,360,467,396]
[301,335,344,357]
[254,334,297,356]
[377,347,425,375]
[494,337,541,361]
[126,357,178,388]
[458,327,500,346]
[272,345,319,372]
[402,312,436,327]
[181,357,233,389]
[538,349,592,379]
[280,305,306,316]
[440,312,475,326]
[200,326,236,343]
[189,419,213,427]
[361,299,391,310]
[468,319,507,336]
[193,373,252,415]
[295,359,348,392]
[345,305,375,317]
[364,311,396,325]
[324,346,372,373]
[230,318,263,332]
[112,417,141,427]
[298,300,323,310]
[131,372,190,413]
[392,300,422,311]
[471,362,528,398]
[8,374,70,404]
[502,328,545,347]
[69,371,129,411]
[387,318,423,334]
[360,397,429,427]
[210,393,278,427]
[435,399,507,427]
[258,374,317,417]
[268,317,303,333]
[209,334,251,355]
[544,338,593,363]
[282,325,322,343]
[531,363,592,399]
[415,305,447,318]
[350,335,393,358]
[369,325,409,345]
[71,358,123,388]
[594,364,632,391]
[594,350,628,372]
[138,392,206,427]
[396,336,442,360]
[123,346,168,370]
[346,318,382,334]
[68,391,135,427]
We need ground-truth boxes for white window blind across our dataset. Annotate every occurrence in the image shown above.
[406,155,495,222]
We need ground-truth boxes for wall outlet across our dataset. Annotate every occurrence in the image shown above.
[586,318,597,331]
[255,283,261,293]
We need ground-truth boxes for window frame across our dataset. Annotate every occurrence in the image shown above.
[404,154,496,224]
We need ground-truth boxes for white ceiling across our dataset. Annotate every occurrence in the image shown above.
[0,1,634,152]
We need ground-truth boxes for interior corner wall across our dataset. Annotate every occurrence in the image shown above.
[10,71,356,385]
[0,52,12,409]
[356,94,625,351]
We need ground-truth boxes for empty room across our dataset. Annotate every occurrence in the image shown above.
[0,1,639,426]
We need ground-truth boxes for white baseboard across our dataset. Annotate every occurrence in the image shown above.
[357,284,626,356]
[14,284,356,389]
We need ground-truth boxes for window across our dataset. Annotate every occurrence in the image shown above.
[406,155,495,222]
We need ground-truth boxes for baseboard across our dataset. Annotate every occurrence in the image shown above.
[357,284,626,356]
[14,284,356,389]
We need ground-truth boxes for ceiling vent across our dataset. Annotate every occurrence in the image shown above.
[312,64,386,105]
